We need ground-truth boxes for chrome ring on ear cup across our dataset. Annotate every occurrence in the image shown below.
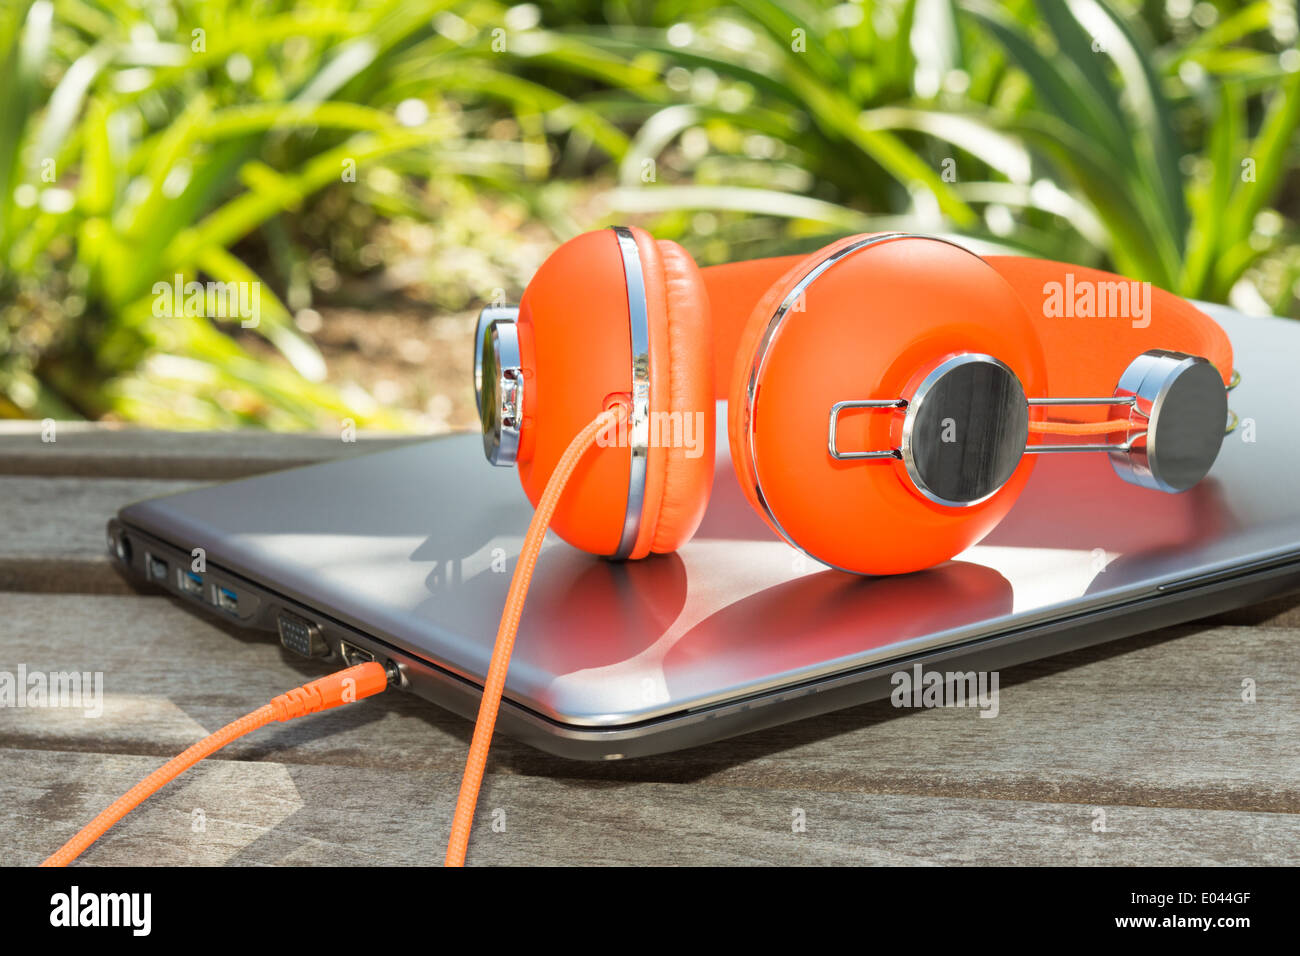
[610,226,652,560]
[822,348,1230,505]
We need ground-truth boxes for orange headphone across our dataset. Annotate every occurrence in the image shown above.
[476,227,1234,576]
[449,227,1235,863]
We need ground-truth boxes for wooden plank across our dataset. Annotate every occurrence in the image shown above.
[2,594,1296,816]
[0,477,201,593]
[0,421,426,480]
[8,748,1296,866]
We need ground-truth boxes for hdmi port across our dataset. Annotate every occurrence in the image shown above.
[338,641,377,667]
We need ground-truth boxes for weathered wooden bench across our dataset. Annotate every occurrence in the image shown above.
[3,421,1297,865]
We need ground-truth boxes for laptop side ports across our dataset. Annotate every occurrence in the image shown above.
[215,585,239,614]
[277,611,329,658]
[177,568,204,597]
[338,641,402,685]
[145,553,168,583]
[338,640,377,667]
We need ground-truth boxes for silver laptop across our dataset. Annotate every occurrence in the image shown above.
[108,304,1300,758]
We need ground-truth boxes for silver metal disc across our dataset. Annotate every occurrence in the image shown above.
[476,312,523,467]
[474,305,519,421]
[900,354,1029,508]
[1109,350,1228,493]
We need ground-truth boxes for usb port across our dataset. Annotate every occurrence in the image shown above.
[146,553,168,582]
[215,585,238,613]
[177,568,203,597]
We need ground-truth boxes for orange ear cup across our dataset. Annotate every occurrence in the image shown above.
[515,230,634,555]
[515,228,715,558]
[726,234,1049,575]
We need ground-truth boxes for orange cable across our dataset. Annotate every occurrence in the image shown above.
[1029,417,1132,436]
[41,661,389,867]
[445,405,623,867]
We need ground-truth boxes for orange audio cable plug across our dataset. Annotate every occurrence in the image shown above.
[41,661,390,867]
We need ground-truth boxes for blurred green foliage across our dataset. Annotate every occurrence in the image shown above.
[0,0,623,426]
[2,0,1297,429]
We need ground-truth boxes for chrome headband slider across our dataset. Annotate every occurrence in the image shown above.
[827,349,1229,505]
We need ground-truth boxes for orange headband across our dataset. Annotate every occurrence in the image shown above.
[701,251,1233,409]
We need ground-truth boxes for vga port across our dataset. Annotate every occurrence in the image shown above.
[277,611,327,658]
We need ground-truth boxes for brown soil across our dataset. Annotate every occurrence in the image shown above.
[308,304,479,434]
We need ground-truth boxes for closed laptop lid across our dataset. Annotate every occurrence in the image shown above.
[120,305,1299,727]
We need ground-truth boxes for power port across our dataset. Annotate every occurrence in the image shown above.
[277,611,328,658]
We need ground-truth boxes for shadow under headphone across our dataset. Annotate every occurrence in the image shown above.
[475,227,1234,577]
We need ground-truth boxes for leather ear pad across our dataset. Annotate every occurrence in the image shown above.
[630,236,715,557]
[726,235,1049,575]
